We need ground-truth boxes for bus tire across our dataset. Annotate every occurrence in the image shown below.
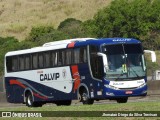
[80,89,94,105]
[26,93,42,107]
[116,98,128,103]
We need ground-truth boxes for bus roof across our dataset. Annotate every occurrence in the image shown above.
[74,38,141,47]
[5,38,141,56]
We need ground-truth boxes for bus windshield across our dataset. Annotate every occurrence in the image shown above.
[103,44,146,80]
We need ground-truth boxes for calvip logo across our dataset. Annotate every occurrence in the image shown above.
[2,112,11,117]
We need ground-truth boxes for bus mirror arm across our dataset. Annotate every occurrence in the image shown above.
[97,52,109,72]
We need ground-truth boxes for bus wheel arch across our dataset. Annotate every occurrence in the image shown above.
[24,89,34,103]
[78,84,94,105]
[24,89,42,107]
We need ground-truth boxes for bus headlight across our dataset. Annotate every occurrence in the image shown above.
[106,92,115,96]
[138,82,146,89]
[104,84,119,90]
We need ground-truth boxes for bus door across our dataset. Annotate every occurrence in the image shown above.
[89,45,104,97]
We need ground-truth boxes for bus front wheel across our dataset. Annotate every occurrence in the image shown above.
[80,89,94,105]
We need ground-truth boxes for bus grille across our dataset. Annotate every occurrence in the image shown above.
[119,87,137,90]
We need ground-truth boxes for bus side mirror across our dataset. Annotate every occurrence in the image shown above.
[97,52,109,72]
[144,50,156,62]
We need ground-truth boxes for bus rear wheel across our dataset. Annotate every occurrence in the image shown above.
[80,89,94,105]
[26,93,42,107]
[116,98,128,103]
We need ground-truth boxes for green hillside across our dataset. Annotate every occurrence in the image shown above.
[0,0,112,40]
[0,0,159,76]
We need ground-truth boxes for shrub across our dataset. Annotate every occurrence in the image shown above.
[58,18,87,38]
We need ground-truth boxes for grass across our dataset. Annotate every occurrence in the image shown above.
[0,0,112,40]
[0,101,160,119]
[0,101,160,111]
[7,23,27,33]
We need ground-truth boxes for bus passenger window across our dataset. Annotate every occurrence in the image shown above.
[19,55,25,71]
[73,48,80,64]
[44,52,50,68]
[66,49,72,65]
[32,54,38,69]
[58,51,65,66]
[80,47,87,63]
[62,51,66,65]
[12,56,18,71]
[25,55,30,70]
[51,52,57,67]
[6,57,12,72]
[38,53,44,68]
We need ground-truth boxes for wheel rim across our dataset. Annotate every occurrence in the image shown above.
[27,95,32,106]
[82,93,88,101]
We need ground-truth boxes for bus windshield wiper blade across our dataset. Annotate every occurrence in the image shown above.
[115,72,125,81]
[129,66,140,78]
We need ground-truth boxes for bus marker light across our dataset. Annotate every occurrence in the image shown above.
[97,91,102,95]
[91,92,94,98]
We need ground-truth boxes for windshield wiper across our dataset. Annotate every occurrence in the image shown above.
[115,71,126,81]
[128,66,141,79]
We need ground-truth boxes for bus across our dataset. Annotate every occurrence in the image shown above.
[5,38,147,107]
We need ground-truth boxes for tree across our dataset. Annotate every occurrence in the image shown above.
[145,56,159,76]
[26,25,70,46]
[27,26,55,42]
[35,30,70,46]
[58,18,87,38]
[0,37,19,74]
[83,0,160,49]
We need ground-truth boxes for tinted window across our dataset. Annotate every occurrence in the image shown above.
[51,51,57,67]
[104,44,143,55]
[124,44,143,54]
[104,44,123,55]
[25,55,30,70]
[44,52,50,68]
[6,57,12,72]
[80,47,87,63]
[32,53,38,69]
[38,53,44,68]
[19,55,25,70]
[12,56,18,71]
[66,49,72,65]
[6,47,88,72]
[73,48,80,64]
[58,51,65,66]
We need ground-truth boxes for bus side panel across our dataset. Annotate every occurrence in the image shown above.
[5,77,24,103]
[5,77,75,103]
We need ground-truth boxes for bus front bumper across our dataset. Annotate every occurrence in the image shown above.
[103,84,147,98]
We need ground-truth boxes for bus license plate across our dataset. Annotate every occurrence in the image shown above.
[125,91,133,94]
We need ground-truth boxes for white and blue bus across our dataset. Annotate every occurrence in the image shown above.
[5,38,147,107]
